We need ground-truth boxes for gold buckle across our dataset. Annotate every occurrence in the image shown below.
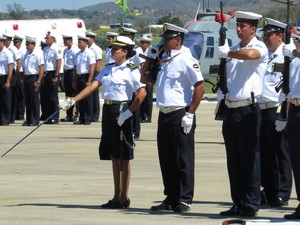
[104,99,113,105]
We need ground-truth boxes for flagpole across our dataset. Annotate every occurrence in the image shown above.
[120,0,127,32]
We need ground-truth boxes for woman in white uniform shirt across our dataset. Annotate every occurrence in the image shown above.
[61,36,146,209]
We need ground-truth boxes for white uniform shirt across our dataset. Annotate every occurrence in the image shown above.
[226,37,268,101]
[128,46,145,67]
[63,45,79,70]
[105,47,115,64]
[17,46,26,73]
[0,47,14,75]
[8,43,21,70]
[22,48,44,75]
[257,43,284,103]
[75,48,96,74]
[96,61,145,101]
[89,42,102,60]
[43,43,62,71]
[155,45,204,108]
[289,57,300,98]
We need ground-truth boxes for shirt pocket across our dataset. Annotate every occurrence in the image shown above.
[166,72,181,79]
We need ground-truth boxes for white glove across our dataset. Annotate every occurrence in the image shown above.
[217,89,225,101]
[282,41,296,57]
[60,97,75,111]
[278,92,286,103]
[275,119,287,132]
[181,112,194,134]
[117,109,133,126]
[218,39,230,58]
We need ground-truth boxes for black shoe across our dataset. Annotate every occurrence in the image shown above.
[141,118,151,123]
[269,197,288,207]
[284,212,300,219]
[0,123,9,126]
[150,201,172,211]
[83,121,91,125]
[239,207,257,217]
[44,119,58,124]
[220,205,239,216]
[110,199,130,209]
[101,200,120,208]
[60,117,75,122]
[73,121,83,125]
[173,202,190,213]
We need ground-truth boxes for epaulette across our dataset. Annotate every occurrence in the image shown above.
[105,62,115,66]
[127,63,138,70]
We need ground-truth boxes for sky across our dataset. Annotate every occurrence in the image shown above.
[0,0,115,12]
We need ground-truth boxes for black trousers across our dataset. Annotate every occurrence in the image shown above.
[157,107,195,206]
[76,74,93,123]
[260,107,292,202]
[40,71,59,121]
[24,75,40,124]
[287,104,300,201]
[15,72,25,120]
[140,84,153,121]
[10,70,17,122]
[0,75,11,124]
[63,69,77,119]
[222,104,261,211]
[131,93,140,137]
[92,85,100,121]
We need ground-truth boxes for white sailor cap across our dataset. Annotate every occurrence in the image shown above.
[137,34,152,42]
[77,35,89,41]
[292,33,300,40]
[3,33,14,39]
[112,35,135,47]
[263,18,286,33]
[235,11,262,26]
[62,34,73,39]
[25,36,37,44]
[0,36,7,41]
[45,31,58,40]
[13,35,24,42]
[120,27,137,35]
[106,31,119,37]
[160,23,188,38]
[85,31,97,37]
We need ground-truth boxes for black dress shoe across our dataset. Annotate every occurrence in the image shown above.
[111,199,130,209]
[284,212,300,219]
[83,121,91,125]
[0,123,9,126]
[269,197,288,207]
[44,119,58,124]
[220,205,239,216]
[73,121,83,125]
[173,202,190,213]
[141,118,151,123]
[60,117,75,122]
[239,207,257,217]
[101,200,120,208]
[150,201,173,211]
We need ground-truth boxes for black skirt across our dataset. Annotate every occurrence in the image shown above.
[99,104,134,160]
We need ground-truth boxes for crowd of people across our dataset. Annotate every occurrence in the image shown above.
[1,9,300,219]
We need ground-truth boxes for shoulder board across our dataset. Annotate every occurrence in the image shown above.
[127,63,138,70]
[105,62,115,66]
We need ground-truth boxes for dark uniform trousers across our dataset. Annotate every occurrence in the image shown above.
[0,75,12,124]
[222,104,261,211]
[287,104,300,201]
[157,107,195,206]
[15,72,25,120]
[140,84,153,121]
[24,75,40,124]
[76,73,93,123]
[131,93,140,137]
[10,69,17,122]
[40,71,59,122]
[260,107,292,202]
[63,69,77,119]
[92,83,100,121]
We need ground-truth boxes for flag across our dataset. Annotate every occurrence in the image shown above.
[115,0,141,16]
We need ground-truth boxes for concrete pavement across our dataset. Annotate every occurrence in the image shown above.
[0,99,299,225]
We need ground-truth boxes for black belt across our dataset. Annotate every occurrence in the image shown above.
[104,99,129,105]
[64,69,74,72]
[77,73,88,78]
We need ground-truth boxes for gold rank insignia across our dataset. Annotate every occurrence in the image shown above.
[127,63,138,70]
[193,64,200,72]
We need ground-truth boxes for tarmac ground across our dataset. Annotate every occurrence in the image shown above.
[0,95,300,225]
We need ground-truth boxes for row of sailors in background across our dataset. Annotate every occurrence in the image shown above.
[0,27,153,128]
